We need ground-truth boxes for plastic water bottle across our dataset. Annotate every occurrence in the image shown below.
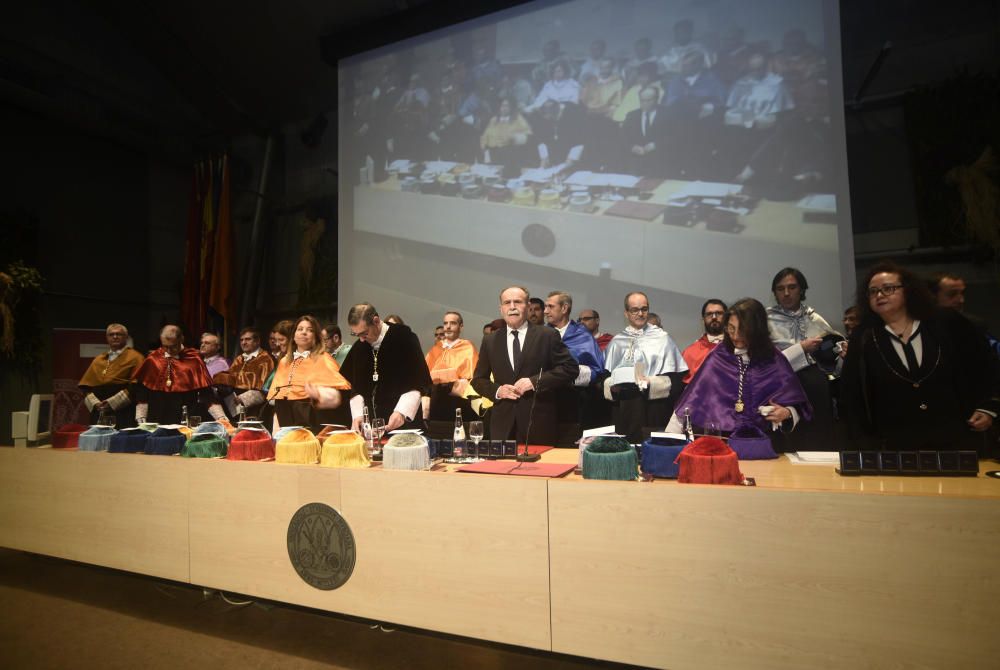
[453,408,466,460]
[181,405,189,428]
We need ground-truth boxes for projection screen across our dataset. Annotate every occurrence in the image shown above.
[337,0,852,348]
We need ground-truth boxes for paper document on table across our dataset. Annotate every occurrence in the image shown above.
[671,181,743,199]
[796,194,837,212]
[388,159,414,172]
[468,163,504,178]
[388,428,424,435]
[520,166,561,182]
[788,451,840,465]
[582,425,617,438]
[565,171,641,188]
[423,161,459,174]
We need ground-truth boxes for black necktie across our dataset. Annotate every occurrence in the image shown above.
[512,329,522,371]
[894,327,921,374]
[642,112,648,136]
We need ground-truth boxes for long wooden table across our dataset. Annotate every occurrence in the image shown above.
[1,445,997,669]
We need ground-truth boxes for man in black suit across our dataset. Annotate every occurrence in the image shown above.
[472,286,579,446]
[622,86,667,177]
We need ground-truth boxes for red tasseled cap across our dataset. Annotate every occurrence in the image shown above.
[53,423,89,449]
[674,436,744,485]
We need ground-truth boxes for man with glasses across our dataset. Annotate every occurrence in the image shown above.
[321,324,351,366]
[338,303,430,433]
[603,292,687,443]
[579,308,613,351]
[681,299,727,385]
[78,323,144,428]
[766,267,844,450]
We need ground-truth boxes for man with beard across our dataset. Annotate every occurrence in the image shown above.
[527,297,546,326]
[472,286,578,446]
[767,268,844,450]
[603,292,687,443]
[681,299,727,385]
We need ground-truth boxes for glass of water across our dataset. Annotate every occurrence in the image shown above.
[468,421,484,461]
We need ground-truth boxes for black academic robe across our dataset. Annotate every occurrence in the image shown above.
[338,323,431,429]
[841,310,1000,452]
[472,323,579,446]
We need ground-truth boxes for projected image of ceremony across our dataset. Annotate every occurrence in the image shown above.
[339,0,849,333]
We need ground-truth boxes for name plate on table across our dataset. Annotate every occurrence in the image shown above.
[839,451,979,476]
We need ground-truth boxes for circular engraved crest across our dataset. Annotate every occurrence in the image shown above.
[521,223,556,257]
[287,503,356,590]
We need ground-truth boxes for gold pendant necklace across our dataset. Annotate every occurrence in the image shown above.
[735,355,747,413]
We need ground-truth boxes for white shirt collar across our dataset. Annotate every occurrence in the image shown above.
[293,350,311,360]
[706,333,724,344]
[441,338,461,350]
[242,349,261,361]
[203,354,222,363]
[107,347,125,361]
[554,323,569,338]
[508,322,528,337]
[372,321,390,351]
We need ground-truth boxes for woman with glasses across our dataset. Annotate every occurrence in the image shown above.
[666,298,811,449]
[840,261,999,452]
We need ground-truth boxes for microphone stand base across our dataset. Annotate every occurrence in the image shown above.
[515,452,541,462]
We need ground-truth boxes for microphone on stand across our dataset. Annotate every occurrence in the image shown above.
[516,367,544,463]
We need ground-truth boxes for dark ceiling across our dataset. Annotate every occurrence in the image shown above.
[1,0,997,161]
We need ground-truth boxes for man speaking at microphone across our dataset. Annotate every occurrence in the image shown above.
[473,286,578,446]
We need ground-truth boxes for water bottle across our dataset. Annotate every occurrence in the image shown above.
[362,405,374,456]
[453,408,466,460]
[181,405,189,428]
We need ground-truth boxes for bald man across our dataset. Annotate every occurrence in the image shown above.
[131,325,227,426]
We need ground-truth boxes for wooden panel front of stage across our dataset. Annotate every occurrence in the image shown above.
[1,446,998,669]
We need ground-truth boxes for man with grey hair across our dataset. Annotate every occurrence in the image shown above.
[338,303,431,433]
[544,291,607,435]
[200,332,229,378]
[131,325,228,426]
[473,286,578,445]
[78,323,145,427]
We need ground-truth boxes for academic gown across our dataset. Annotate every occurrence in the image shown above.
[79,348,145,428]
[671,345,812,450]
[339,323,431,429]
[131,347,216,425]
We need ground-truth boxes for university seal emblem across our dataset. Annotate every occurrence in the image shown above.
[286,503,356,590]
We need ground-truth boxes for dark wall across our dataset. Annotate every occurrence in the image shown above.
[0,102,187,443]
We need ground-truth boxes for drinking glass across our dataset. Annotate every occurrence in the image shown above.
[189,415,202,429]
[468,421,484,462]
[373,418,386,453]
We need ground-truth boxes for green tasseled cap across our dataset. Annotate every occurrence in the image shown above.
[181,433,228,458]
[583,436,638,480]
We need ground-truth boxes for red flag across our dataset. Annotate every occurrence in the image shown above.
[209,155,236,331]
[180,164,205,338]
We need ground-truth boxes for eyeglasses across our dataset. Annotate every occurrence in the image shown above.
[626,307,649,315]
[704,311,725,318]
[867,284,903,298]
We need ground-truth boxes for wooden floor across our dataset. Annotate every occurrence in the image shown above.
[0,549,639,670]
